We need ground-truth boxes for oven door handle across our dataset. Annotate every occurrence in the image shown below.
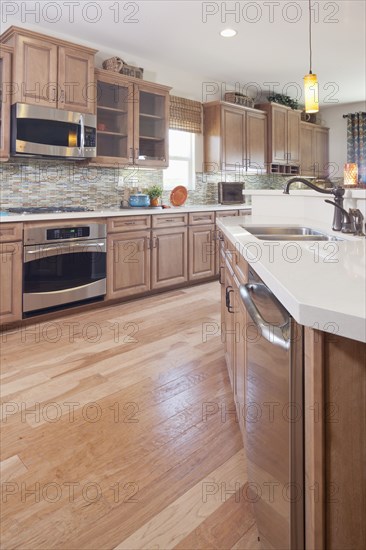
[24,242,106,262]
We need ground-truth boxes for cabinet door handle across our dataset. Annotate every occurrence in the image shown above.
[225,285,234,313]
[124,220,137,225]
[129,148,134,162]
[146,237,151,250]
[226,287,235,313]
[219,266,224,285]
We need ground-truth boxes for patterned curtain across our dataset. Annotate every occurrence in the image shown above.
[347,112,366,184]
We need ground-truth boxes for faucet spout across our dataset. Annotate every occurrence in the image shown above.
[283,177,345,231]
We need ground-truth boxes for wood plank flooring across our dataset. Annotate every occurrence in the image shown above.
[0,282,259,549]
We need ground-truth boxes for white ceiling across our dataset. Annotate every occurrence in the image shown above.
[2,0,366,105]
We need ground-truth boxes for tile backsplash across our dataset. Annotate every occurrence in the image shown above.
[0,159,331,209]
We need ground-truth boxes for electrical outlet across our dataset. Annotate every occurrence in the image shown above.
[117,176,124,187]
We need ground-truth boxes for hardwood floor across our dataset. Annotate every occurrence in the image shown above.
[0,282,259,549]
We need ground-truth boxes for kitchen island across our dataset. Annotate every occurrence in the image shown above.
[217,214,366,550]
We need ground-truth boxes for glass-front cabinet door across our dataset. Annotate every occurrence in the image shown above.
[93,69,134,165]
[134,82,170,167]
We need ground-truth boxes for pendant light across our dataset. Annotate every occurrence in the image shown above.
[304,0,319,113]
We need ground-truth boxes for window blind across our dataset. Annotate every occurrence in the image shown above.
[169,96,202,133]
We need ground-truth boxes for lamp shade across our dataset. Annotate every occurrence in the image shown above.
[344,163,358,186]
[304,73,319,113]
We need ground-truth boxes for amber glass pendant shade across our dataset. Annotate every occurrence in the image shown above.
[304,73,319,113]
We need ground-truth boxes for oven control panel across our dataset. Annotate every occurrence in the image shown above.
[46,227,90,240]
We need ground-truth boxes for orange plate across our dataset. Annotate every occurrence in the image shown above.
[170,186,188,207]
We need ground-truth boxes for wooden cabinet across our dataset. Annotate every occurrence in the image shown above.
[134,81,170,168]
[258,102,301,174]
[1,26,96,113]
[107,230,151,299]
[300,122,329,178]
[94,69,134,164]
[94,69,170,167]
[246,110,268,172]
[0,44,12,161]
[151,226,188,289]
[305,329,366,550]
[314,126,330,178]
[188,212,216,282]
[203,101,267,173]
[222,257,236,387]
[0,231,22,325]
[221,240,248,439]
[189,224,215,281]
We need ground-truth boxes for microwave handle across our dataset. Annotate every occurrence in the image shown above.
[80,114,85,151]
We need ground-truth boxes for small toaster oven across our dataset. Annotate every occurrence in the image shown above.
[218,182,245,204]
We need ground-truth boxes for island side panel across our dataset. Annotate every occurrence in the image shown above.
[324,333,366,550]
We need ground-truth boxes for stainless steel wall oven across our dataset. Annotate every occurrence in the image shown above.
[23,223,106,315]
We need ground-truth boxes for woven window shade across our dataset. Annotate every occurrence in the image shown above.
[169,96,202,133]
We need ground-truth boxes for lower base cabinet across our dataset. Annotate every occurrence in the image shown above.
[188,224,215,281]
[107,231,151,299]
[151,226,188,289]
[0,242,22,324]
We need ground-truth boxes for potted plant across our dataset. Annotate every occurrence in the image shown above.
[146,184,163,207]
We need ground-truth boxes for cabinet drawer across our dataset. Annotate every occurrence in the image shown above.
[0,223,23,242]
[189,212,215,225]
[108,216,151,233]
[152,213,188,228]
[215,210,239,219]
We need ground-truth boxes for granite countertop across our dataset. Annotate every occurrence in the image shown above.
[0,204,250,223]
[217,214,366,343]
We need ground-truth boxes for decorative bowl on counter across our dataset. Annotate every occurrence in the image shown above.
[128,194,150,207]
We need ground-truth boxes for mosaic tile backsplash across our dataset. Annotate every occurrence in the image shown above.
[0,159,335,209]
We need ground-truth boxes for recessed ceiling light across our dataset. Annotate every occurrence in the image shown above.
[220,29,237,38]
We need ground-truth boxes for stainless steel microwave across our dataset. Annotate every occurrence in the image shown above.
[218,182,245,204]
[11,103,96,159]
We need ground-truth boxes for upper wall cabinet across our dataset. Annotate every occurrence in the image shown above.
[0,26,96,114]
[93,69,170,167]
[258,103,301,175]
[203,101,267,173]
[300,122,329,178]
[0,44,12,161]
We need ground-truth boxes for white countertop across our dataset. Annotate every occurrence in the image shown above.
[217,214,366,343]
[242,189,366,199]
[0,204,249,223]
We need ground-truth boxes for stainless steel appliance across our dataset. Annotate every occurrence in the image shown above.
[218,182,245,204]
[23,223,106,314]
[7,206,94,215]
[11,103,96,159]
[239,267,304,549]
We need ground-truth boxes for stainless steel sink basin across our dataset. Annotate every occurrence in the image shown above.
[241,225,343,241]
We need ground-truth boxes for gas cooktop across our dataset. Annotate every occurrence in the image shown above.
[7,206,94,214]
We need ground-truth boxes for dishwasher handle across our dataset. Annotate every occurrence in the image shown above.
[239,283,290,350]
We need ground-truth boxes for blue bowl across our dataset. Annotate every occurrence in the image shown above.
[128,194,150,207]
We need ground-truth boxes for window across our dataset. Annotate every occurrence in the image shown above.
[163,130,195,190]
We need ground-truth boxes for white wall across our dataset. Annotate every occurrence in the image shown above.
[321,101,366,178]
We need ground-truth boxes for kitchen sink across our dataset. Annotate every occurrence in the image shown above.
[241,225,344,241]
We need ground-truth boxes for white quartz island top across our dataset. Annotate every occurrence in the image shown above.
[217,214,366,343]
[0,204,249,223]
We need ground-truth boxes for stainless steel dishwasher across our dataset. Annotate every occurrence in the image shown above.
[239,267,304,550]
